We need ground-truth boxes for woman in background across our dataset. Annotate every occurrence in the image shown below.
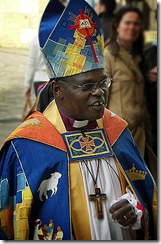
[104,6,156,181]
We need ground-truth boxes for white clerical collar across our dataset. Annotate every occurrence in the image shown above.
[73,120,88,128]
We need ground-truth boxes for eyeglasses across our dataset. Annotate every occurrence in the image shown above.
[58,77,112,92]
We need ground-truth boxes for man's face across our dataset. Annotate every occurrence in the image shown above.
[59,0,68,6]
[54,69,110,121]
[94,0,105,15]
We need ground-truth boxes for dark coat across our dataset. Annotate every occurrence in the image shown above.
[99,12,115,42]
[143,42,157,155]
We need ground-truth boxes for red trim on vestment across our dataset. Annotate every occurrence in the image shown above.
[102,109,128,146]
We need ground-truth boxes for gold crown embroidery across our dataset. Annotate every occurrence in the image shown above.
[125,164,147,181]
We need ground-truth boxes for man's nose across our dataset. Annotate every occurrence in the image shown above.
[91,86,105,95]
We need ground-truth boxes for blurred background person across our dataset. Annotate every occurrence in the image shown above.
[34,0,69,114]
[143,9,157,156]
[59,0,68,5]
[24,34,49,98]
[23,34,49,119]
[37,81,54,113]
[94,0,116,42]
[104,5,156,181]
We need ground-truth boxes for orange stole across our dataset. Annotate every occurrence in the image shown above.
[102,109,128,146]
[1,111,67,152]
[2,109,127,151]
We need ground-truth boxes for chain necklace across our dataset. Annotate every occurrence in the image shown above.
[83,159,107,219]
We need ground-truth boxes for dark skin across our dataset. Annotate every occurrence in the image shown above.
[109,199,137,227]
[52,68,137,228]
[52,69,108,121]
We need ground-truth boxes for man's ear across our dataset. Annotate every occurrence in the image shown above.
[52,82,63,98]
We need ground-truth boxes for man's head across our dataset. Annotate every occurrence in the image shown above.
[59,0,68,6]
[52,69,111,121]
[39,0,108,120]
[94,0,116,16]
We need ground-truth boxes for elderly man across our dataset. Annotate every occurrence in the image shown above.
[0,0,157,240]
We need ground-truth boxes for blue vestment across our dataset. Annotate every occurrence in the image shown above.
[0,106,157,240]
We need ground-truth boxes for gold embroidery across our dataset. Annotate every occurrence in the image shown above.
[125,164,147,181]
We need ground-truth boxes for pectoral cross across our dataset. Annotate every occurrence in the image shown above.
[89,188,106,219]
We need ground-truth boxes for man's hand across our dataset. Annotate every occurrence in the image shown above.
[109,199,137,227]
[148,66,157,83]
[25,88,31,97]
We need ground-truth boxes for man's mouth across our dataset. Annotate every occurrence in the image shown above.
[91,101,105,106]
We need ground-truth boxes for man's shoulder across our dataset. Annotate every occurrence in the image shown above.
[104,45,114,62]
[104,44,112,54]
[1,111,66,151]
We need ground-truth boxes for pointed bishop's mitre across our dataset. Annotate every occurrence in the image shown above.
[38,0,104,78]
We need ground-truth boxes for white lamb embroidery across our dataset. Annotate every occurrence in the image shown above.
[37,172,62,201]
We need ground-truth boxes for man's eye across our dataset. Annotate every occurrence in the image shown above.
[82,83,94,90]
[99,80,109,88]
[100,80,106,86]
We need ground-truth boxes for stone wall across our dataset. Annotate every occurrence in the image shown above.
[0,0,157,49]
[0,0,49,48]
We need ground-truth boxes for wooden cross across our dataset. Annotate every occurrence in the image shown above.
[89,188,106,219]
